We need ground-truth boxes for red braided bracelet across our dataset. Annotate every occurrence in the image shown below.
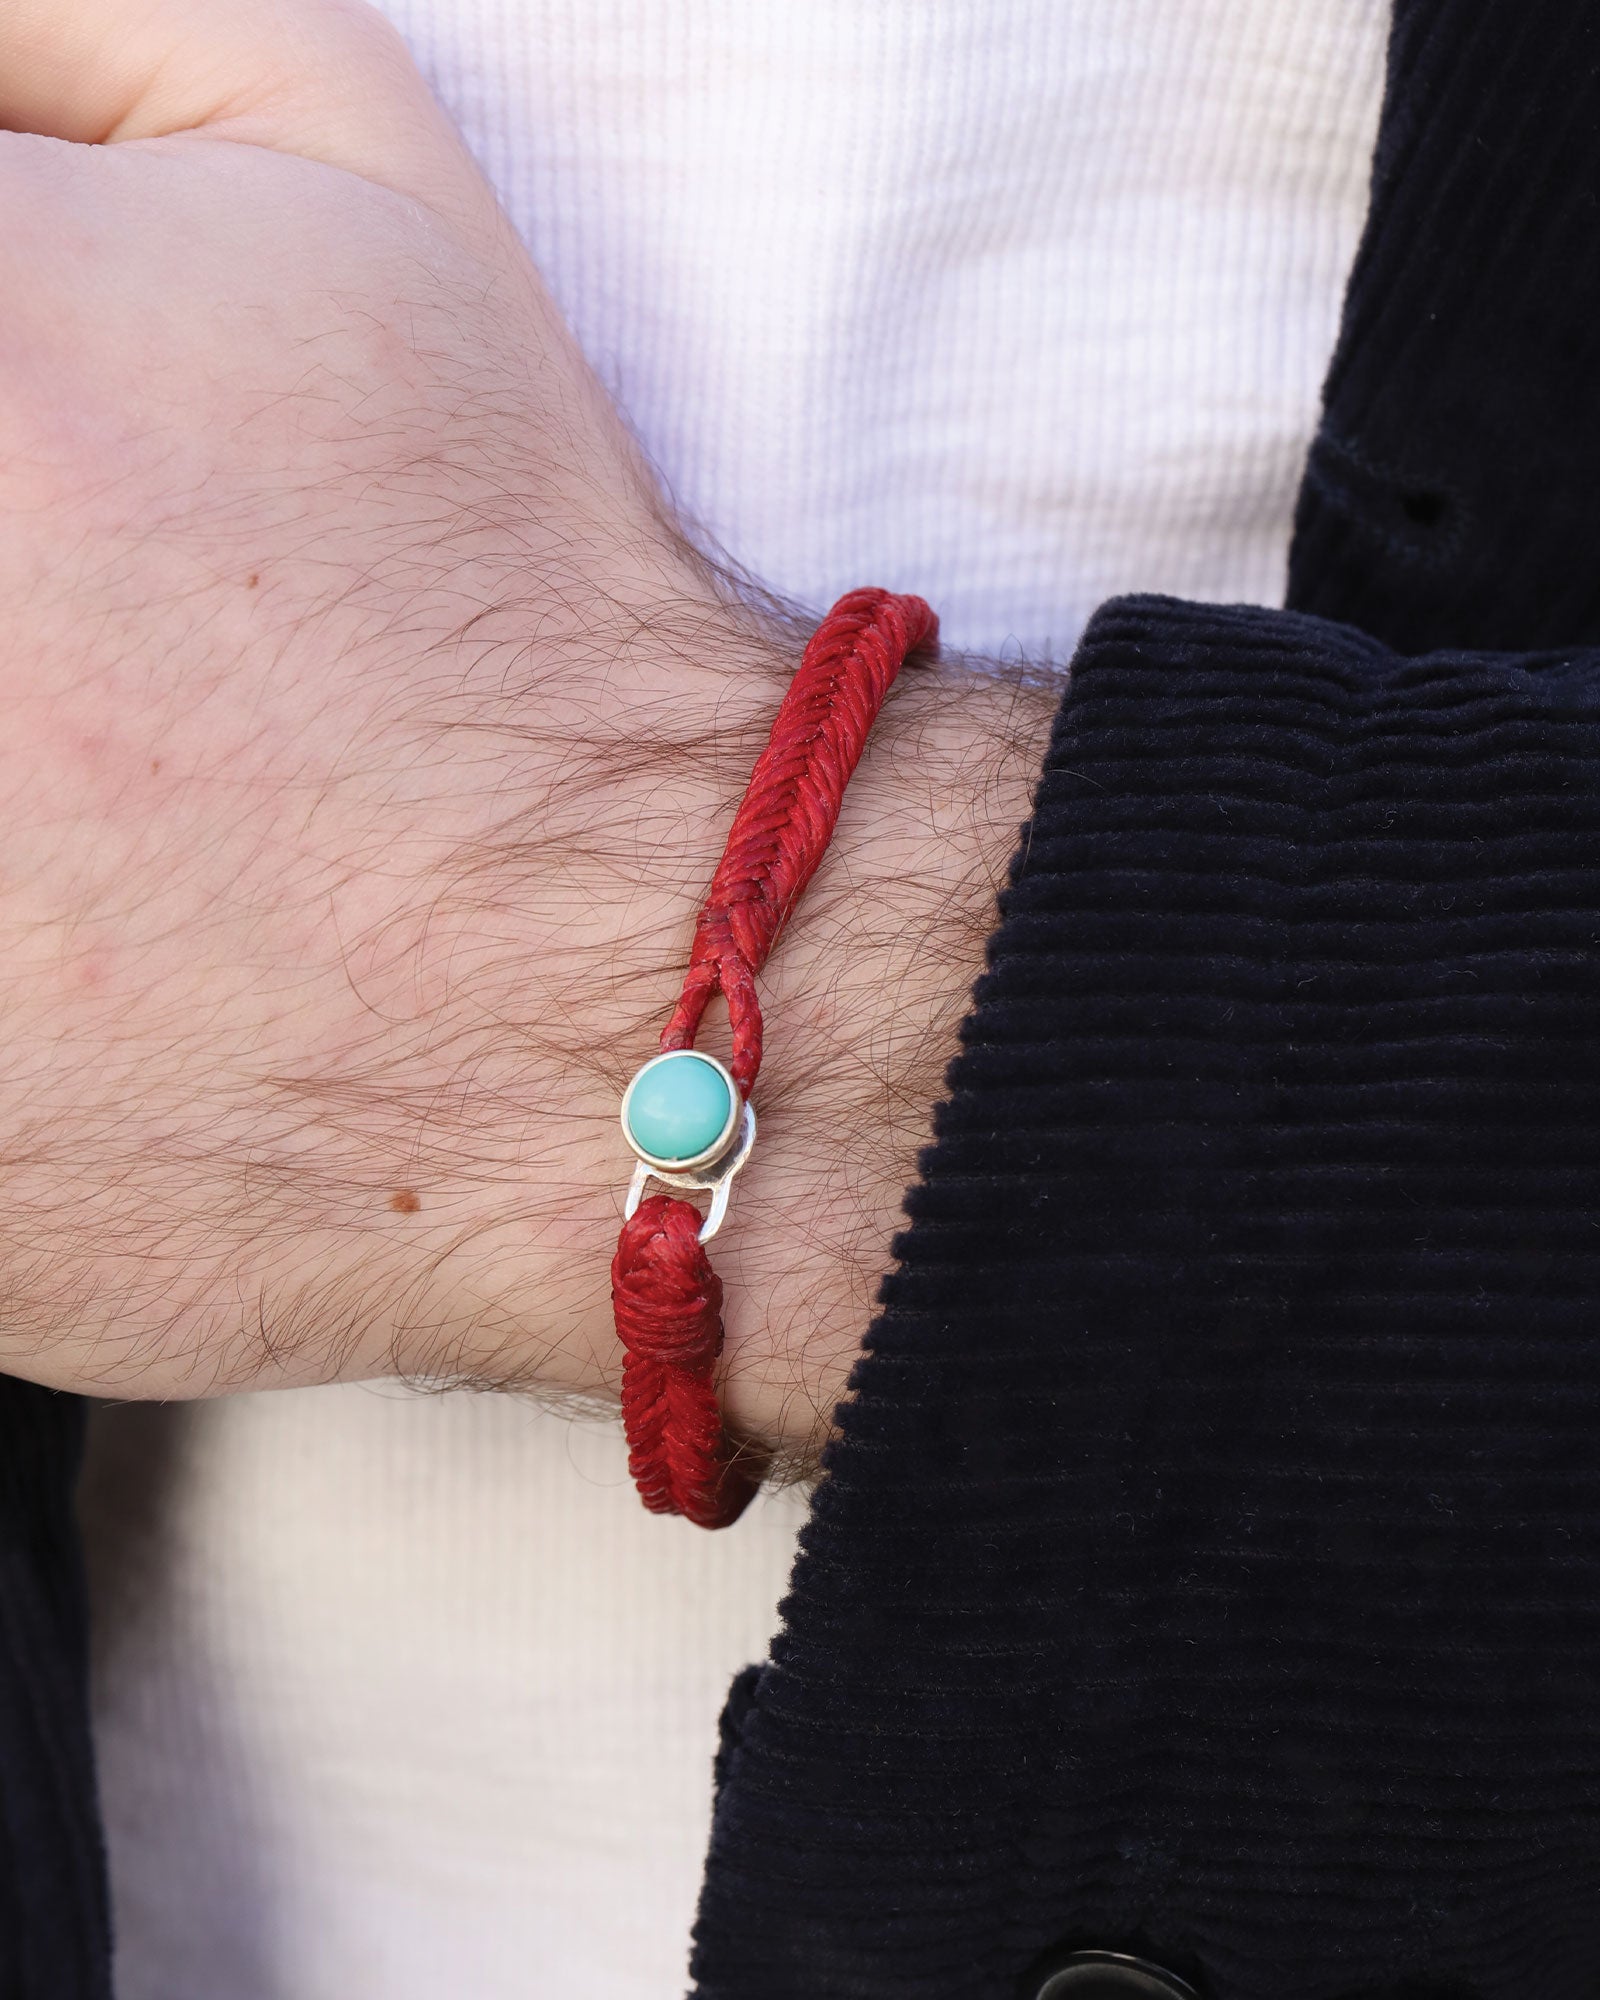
[611,587,938,1528]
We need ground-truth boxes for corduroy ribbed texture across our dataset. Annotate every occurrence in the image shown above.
[1289,0,1600,652]
[692,1,1600,1996]
[694,599,1600,2000]
[0,1383,107,1996]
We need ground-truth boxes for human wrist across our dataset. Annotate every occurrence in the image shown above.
[0,488,1053,1461]
[383,592,1058,1468]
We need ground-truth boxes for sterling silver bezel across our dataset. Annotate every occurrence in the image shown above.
[619,1049,743,1174]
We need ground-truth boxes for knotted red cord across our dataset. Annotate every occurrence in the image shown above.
[611,587,938,1528]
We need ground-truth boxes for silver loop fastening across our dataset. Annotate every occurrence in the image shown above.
[622,1100,757,1243]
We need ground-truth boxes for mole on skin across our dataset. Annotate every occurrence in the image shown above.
[389,1189,421,1214]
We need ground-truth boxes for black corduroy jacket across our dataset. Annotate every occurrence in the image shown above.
[6,1,1600,1996]
[690,3,1600,1998]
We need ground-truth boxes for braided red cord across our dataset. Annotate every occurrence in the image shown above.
[663,587,939,1095]
[611,588,938,1527]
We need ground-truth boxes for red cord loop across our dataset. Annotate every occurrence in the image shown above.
[611,588,938,1527]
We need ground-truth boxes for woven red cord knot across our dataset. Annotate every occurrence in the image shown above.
[611,1195,755,1528]
[612,1194,723,1371]
[615,587,938,1528]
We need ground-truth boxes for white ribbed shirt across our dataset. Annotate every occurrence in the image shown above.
[80,6,1389,1996]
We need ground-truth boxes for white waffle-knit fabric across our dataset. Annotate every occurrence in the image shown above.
[79,5,1389,1996]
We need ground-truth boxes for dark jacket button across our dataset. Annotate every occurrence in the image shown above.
[1026,1949,1204,2000]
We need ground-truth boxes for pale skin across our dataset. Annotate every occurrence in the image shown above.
[0,0,1058,1465]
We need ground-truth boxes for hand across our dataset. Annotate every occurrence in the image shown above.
[0,0,1056,1460]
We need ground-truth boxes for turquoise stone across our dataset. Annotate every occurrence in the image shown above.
[625,1053,734,1164]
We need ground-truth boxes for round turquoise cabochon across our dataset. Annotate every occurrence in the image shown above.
[625,1053,734,1164]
